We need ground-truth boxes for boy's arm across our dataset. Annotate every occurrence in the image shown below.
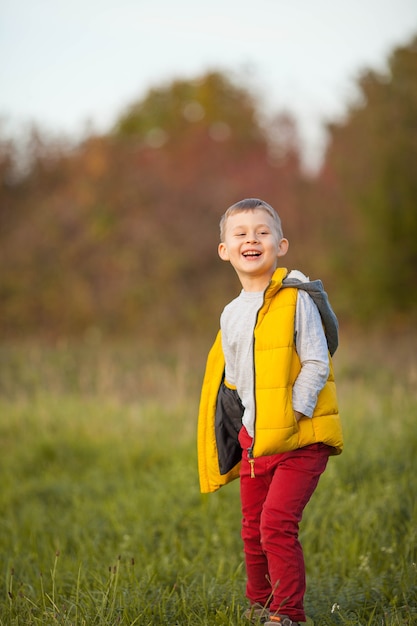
[293,290,330,419]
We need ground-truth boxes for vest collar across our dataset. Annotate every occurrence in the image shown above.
[264,267,288,299]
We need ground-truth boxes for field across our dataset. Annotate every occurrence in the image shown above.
[0,330,416,625]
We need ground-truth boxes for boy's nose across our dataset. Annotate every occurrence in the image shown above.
[247,232,259,243]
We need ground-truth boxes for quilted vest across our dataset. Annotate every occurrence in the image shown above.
[197,268,343,494]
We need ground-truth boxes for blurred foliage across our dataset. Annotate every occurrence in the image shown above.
[320,35,417,321]
[1,37,416,341]
[0,71,304,340]
[114,71,264,148]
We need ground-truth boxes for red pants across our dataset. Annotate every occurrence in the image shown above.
[238,427,331,623]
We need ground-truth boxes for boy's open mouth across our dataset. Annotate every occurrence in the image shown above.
[243,250,261,257]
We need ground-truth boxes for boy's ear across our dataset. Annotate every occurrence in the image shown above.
[218,242,230,261]
[277,238,289,258]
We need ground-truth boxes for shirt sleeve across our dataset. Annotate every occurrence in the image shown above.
[293,290,330,417]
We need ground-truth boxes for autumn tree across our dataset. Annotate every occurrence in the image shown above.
[321,34,417,321]
[114,71,264,147]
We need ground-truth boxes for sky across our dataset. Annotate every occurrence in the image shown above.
[1,0,416,168]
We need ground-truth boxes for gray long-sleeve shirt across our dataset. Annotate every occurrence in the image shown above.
[220,270,330,438]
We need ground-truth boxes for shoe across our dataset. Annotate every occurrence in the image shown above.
[264,615,300,626]
[244,602,270,623]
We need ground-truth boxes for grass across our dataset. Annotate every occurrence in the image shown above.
[0,329,416,624]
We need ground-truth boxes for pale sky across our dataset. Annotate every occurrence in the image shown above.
[1,0,416,167]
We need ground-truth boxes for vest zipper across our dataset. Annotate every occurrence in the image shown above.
[247,289,267,478]
[247,318,257,477]
[248,456,256,478]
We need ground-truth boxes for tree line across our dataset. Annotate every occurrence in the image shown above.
[1,35,416,341]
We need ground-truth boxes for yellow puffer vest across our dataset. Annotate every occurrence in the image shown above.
[197,268,343,494]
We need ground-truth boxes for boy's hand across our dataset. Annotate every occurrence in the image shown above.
[294,410,304,422]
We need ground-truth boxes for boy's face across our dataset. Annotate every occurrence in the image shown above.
[218,208,288,291]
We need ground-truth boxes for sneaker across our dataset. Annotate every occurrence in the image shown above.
[244,602,270,623]
[264,615,300,626]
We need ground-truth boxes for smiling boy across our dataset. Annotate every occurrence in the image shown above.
[217,206,289,293]
[197,198,343,625]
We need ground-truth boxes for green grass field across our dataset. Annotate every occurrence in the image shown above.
[0,331,416,625]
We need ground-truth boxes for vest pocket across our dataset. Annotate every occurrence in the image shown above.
[297,416,316,448]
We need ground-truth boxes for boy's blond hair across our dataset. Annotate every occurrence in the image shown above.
[219,198,283,242]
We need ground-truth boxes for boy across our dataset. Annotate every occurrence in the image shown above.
[197,198,343,625]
